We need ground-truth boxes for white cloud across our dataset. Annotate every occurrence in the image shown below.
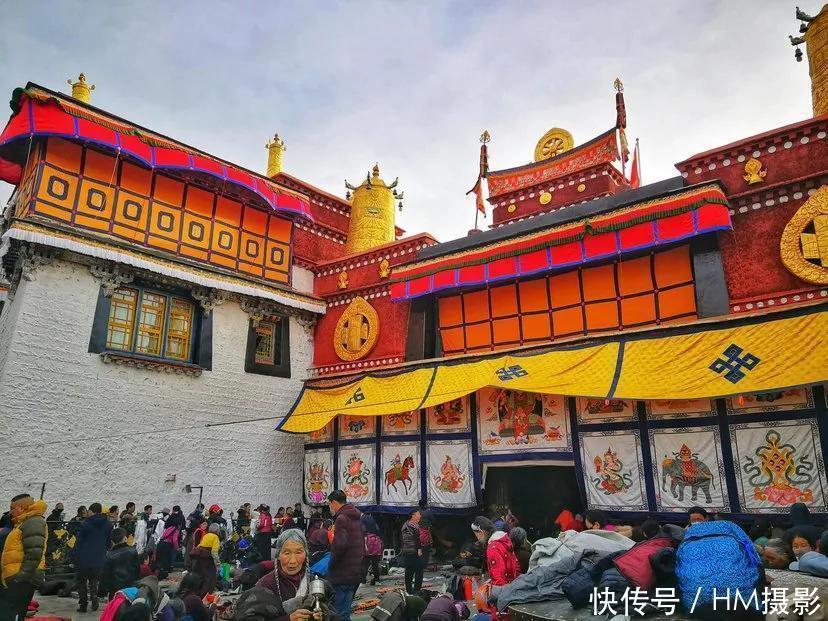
[0,1,811,243]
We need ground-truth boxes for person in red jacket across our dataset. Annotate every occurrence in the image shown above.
[486,530,521,586]
[253,504,273,562]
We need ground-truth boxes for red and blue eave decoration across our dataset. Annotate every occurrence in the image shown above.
[0,93,312,221]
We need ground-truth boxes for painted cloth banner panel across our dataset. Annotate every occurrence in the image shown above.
[426,397,471,434]
[380,442,421,506]
[477,389,570,453]
[580,431,647,511]
[382,411,421,436]
[649,427,729,512]
[339,415,376,440]
[730,419,828,513]
[304,448,333,506]
[338,444,376,506]
[726,387,813,415]
[576,397,637,424]
[427,440,476,508]
[645,399,716,420]
[614,311,828,399]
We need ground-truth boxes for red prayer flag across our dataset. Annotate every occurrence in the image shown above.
[629,140,641,189]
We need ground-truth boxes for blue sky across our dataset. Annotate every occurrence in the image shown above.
[0,1,812,241]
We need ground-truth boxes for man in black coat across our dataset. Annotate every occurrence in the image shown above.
[327,490,364,621]
[100,528,139,599]
[72,502,112,612]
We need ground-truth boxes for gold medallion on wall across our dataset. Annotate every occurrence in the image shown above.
[780,185,828,284]
[334,296,380,361]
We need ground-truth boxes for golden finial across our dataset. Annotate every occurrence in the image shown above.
[613,77,624,93]
[480,130,491,144]
[372,163,380,178]
[67,73,95,103]
[265,133,287,178]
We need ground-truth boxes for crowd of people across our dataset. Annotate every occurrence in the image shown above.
[0,490,827,621]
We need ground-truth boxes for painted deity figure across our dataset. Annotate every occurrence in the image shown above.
[593,447,632,495]
[435,455,465,493]
[513,407,530,444]
[307,462,330,504]
[433,399,463,425]
[743,430,815,505]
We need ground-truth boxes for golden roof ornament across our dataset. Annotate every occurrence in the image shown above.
[344,163,403,253]
[790,4,828,116]
[67,73,95,103]
[534,127,574,162]
[614,77,624,93]
[266,133,287,178]
[743,157,767,184]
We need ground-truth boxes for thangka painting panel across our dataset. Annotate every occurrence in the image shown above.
[426,439,476,508]
[305,420,334,444]
[382,411,421,436]
[338,444,376,506]
[338,415,377,440]
[726,387,814,415]
[579,431,647,511]
[304,448,333,506]
[730,419,828,513]
[645,399,717,420]
[380,442,421,506]
[477,388,571,454]
[576,397,637,424]
[426,397,471,434]
[649,427,729,512]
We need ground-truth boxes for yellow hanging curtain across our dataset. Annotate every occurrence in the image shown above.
[279,308,828,433]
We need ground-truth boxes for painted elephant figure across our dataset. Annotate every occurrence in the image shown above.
[661,458,713,503]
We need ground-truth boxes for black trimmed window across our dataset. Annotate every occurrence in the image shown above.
[89,283,212,369]
[245,316,290,377]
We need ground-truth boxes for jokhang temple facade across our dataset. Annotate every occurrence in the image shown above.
[0,8,827,521]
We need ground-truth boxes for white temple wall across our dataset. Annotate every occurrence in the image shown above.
[0,258,310,514]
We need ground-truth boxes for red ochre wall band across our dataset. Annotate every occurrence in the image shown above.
[437,244,697,355]
[22,138,292,284]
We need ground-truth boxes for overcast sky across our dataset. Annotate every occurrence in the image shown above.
[0,1,812,242]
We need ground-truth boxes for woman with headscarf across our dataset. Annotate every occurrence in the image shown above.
[508,527,531,574]
[254,529,341,621]
[192,523,222,595]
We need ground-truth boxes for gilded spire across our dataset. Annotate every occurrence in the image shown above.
[265,133,287,178]
[791,4,828,116]
[67,73,95,103]
[613,77,624,93]
[344,163,403,253]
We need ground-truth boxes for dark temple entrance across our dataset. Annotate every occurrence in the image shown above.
[483,464,583,539]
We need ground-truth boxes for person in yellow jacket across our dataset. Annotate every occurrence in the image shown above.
[0,494,48,621]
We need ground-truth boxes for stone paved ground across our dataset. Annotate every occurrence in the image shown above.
[32,569,451,621]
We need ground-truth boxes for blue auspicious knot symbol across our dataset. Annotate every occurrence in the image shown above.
[709,343,760,384]
[346,387,365,405]
[496,364,529,381]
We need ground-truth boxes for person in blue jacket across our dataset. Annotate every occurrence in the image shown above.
[72,502,113,612]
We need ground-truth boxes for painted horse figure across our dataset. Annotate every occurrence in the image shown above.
[385,455,415,494]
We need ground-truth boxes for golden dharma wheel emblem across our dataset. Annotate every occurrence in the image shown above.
[780,185,828,284]
[534,128,574,162]
[507,203,517,213]
[334,296,380,361]
[577,184,586,193]
[539,191,552,205]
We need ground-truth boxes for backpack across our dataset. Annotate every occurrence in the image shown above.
[675,521,761,611]
[365,533,383,557]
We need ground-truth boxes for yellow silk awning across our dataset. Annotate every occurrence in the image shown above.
[279,307,828,433]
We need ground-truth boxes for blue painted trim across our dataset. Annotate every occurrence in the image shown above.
[605,339,626,399]
[716,397,742,513]
[479,451,574,463]
[419,408,428,508]
[569,397,589,511]
[469,391,482,507]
